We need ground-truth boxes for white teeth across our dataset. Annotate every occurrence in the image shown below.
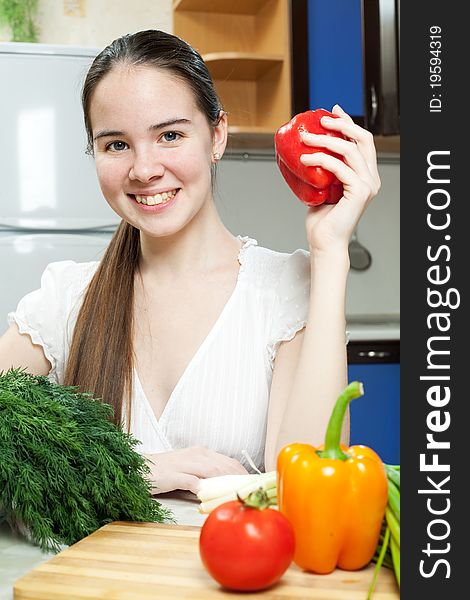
[134,189,177,205]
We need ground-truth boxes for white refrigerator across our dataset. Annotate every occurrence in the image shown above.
[0,42,120,334]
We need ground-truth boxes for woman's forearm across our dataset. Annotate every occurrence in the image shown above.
[270,103,381,465]
[274,246,350,457]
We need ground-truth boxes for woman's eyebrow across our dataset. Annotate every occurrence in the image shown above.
[149,118,192,131]
[93,119,192,142]
[93,129,125,142]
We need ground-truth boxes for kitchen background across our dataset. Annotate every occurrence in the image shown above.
[0,0,400,463]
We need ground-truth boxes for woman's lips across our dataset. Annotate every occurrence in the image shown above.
[134,188,178,205]
[128,188,180,212]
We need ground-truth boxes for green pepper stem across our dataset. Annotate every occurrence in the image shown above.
[317,381,364,460]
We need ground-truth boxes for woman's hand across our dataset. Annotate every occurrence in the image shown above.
[299,104,381,255]
[144,447,249,495]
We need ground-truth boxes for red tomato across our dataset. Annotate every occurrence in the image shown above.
[199,499,295,591]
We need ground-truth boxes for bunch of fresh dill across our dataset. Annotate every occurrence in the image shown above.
[0,368,173,552]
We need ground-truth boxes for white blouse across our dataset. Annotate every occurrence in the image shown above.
[8,237,311,472]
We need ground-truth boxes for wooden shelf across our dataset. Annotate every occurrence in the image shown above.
[228,125,277,135]
[225,132,401,156]
[203,53,283,80]
[374,135,400,155]
[226,128,275,151]
[173,0,291,148]
[173,0,270,14]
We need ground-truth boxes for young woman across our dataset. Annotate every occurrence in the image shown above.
[0,30,380,494]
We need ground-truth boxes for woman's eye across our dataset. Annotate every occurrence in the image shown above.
[107,141,128,152]
[162,131,180,142]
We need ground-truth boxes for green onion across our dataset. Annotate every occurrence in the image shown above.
[387,478,400,522]
[197,471,277,513]
[390,536,400,588]
[386,507,400,547]
[368,464,400,597]
[367,527,391,600]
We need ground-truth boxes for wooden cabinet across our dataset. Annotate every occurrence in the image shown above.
[292,0,399,155]
[173,0,292,148]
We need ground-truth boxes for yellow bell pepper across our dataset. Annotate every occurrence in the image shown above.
[277,381,389,574]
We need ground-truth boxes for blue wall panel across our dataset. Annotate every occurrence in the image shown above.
[348,363,400,465]
[308,0,364,116]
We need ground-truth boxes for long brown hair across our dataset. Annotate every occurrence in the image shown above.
[64,30,223,426]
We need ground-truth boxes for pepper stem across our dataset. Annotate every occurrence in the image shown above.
[317,381,364,461]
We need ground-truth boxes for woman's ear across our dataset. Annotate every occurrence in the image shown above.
[212,110,228,161]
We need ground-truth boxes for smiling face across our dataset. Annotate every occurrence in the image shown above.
[89,65,227,238]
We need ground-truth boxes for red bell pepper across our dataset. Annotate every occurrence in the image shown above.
[275,109,345,207]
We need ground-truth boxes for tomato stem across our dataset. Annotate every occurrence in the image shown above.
[239,488,276,510]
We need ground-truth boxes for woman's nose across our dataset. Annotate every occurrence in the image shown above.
[129,150,165,182]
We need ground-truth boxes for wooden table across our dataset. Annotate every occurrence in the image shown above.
[14,521,399,599]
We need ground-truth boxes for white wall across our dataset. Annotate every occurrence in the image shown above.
[0,0,173,46]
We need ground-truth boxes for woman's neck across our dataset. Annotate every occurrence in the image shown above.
[138,200,240,282]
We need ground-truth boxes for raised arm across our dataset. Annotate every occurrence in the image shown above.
[265,105,381,470]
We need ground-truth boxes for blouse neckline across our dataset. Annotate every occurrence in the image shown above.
[133,235,258,428]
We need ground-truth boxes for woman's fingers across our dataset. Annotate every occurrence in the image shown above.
[145,447,249,495]
[151,472,200,495]
[330,104,374,145]
[300,105,381,198]
[301,132,371,182]
[305,104,379,180]
[331,103,352,119]
[191,447,249,477]
[174,473,201,495]
[300,151,378,202]
[299,106,382,251]
[322,107,379,173]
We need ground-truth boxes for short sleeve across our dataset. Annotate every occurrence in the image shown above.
[7,260,98,383]
[267,249,311,364]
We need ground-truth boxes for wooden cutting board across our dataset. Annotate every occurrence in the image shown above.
[14,521,399,599]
